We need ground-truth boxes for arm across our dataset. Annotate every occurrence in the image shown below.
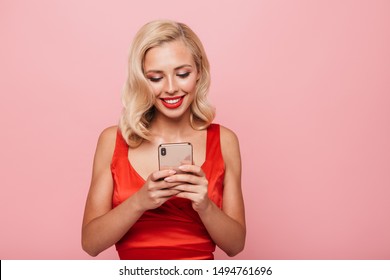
[169,126,246,256]
[82,127,180,256]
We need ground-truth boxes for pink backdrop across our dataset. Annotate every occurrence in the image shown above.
[1,0,389,259]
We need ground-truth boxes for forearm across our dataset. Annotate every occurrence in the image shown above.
[198,201,246,257]
[82,195,144,257]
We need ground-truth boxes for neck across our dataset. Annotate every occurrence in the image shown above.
[150,112,194,143]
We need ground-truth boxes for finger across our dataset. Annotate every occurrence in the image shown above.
[164,174,197,184]
[148,189,181,203]
[162,181,186,189]
[150,169,176,182]
[175,191,200,201]
[158,188,182,198]
[149,179,181,191]
[175,191,191,200]
[164,174,208,186]
[178,165,205,176]
[171,184,198,193]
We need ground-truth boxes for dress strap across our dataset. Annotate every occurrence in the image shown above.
[206,124,222,162]
[113,128,129,160]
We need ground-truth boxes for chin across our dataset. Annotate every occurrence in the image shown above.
[157,108,191,121]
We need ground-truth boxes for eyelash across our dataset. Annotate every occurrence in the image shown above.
[177,72,190,78]
[148,72,191,82]
[149,77,163,82]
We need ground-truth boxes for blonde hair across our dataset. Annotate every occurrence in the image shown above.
[119,19,215,147]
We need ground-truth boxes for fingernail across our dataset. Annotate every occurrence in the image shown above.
[168,170,176,175]
[164,177,173,182]
[178,166,186,170]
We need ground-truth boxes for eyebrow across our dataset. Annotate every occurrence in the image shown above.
[145,64,193,74]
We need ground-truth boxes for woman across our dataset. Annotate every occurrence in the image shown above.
[82,20,245,260]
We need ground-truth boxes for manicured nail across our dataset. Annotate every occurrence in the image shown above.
[168,170,176,175]
[164,177,173,182]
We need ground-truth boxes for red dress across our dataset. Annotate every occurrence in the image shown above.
[111,124,225,260]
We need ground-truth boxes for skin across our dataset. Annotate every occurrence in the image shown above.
[82,40,246,257]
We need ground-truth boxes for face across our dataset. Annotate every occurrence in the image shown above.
[143,40,199,121]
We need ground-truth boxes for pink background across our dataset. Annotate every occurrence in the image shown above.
[1,0,389,259]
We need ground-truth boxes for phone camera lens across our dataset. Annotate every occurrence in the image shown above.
[161,148,166,156]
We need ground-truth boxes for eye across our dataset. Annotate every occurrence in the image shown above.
[177,72,190,79]
[148,77,163,82]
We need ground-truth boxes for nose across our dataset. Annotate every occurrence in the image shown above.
[164,75,178,94]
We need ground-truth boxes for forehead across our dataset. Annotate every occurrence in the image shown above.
[143,40,195,70]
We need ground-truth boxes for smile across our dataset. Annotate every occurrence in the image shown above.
[160,96,185,109]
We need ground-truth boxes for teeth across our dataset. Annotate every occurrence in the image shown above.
[164,98,181,104]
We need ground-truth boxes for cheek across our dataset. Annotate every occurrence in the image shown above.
[149,83,163,95]
[179,77,198,93]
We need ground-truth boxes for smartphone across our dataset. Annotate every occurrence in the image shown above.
[158,142,193,173]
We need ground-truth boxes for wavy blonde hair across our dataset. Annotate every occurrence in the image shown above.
[119,20,215,147]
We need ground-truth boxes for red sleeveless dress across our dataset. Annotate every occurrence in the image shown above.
[111,124,225,260]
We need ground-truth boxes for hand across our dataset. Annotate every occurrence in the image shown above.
[134,169,181,212]
[163,165,211,213]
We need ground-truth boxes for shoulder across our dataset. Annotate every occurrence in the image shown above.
[94,125,118,161]
[217,125,241,163]
[98,125,118,143]
[218,125,240,148]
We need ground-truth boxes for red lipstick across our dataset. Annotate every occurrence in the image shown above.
[160,96,184,109]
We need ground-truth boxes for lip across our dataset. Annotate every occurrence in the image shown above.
[160,96,185,109]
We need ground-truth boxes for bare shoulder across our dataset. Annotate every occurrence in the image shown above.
[220,125,239,148]
[94,125,118,162]
[219,125,241,163]
[98,125,118,143]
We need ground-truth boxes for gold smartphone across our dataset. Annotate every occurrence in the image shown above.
[158,142,193,173]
